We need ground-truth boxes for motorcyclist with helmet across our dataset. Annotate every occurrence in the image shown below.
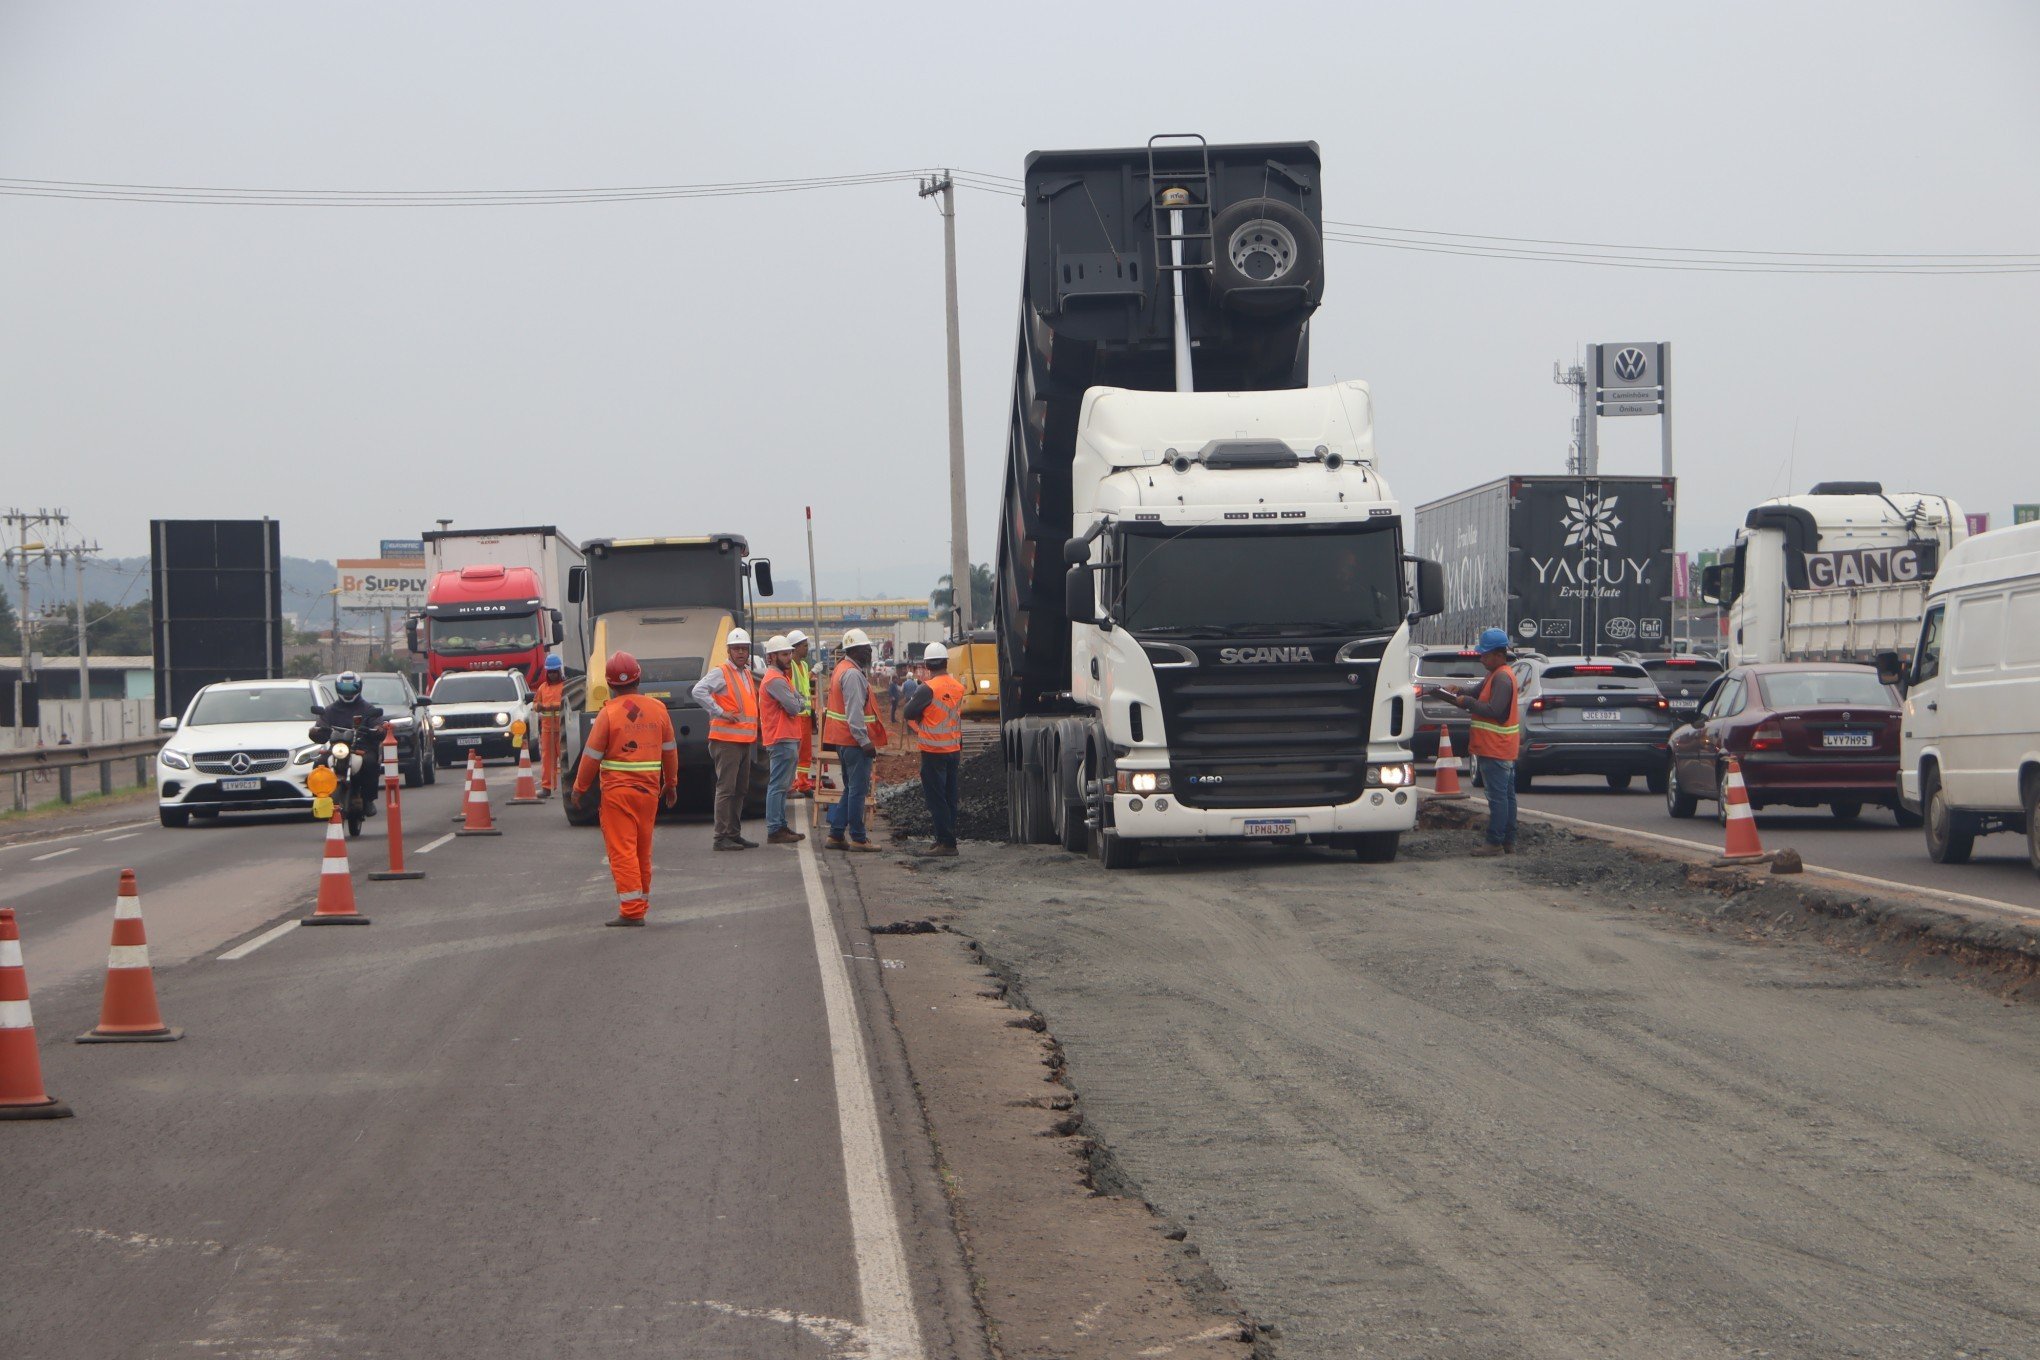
[310,671,389,816]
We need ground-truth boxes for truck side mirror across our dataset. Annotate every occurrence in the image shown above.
[1411,558,1445,620]
[404,617,420,654]
[1062,538,1090,566]
[549,608,564,645]
[567,566,585,605]
[1065,563,1097,624]
[751,558,775,597]
[1698,563,1725,606]
[1873,649,1907,691]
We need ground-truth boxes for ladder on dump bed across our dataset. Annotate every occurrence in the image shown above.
[1146,134,1213,277]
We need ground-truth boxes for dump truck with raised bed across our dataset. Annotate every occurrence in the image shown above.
[997,136,1444,868]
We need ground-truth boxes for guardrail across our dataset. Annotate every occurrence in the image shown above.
[1,735,166,812]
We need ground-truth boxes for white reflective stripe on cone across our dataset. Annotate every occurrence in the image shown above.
[321,859,350,874]
[0,939,21,968]
[0,999,33,1029]
[106,944,151,969]
[1726,803,1755,820]
[114,896,143,920]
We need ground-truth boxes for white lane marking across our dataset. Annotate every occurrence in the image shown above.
[30,847,79,862]
[796,833,927,1359]
[0,819,155,854]
[1523,808,2040,923]
[415,832,455,855]
[218,921,300,961]
[104,832,141,843]
[73,1226,224,1255]
[685,1301,871,1354]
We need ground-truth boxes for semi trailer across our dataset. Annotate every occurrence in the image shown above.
[996,136,1444,868]
[406,526,587,691]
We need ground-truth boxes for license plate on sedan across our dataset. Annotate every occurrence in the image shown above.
[1579,710,1623,722]
[456,735,485,746]
[1243,819,1298,838]
[219,778,262,792]
[1823,731,1874,749]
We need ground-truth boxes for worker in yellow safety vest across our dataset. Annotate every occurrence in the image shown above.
[788,630,815,794]
[899,641,966,856]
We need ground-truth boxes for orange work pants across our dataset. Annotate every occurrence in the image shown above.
[539,717,561,792]
[599,775,660,919]
[794,715,814,791]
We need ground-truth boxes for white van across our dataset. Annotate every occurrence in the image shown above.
[1885,520,2040,871]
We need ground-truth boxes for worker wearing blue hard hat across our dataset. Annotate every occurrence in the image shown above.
[1425,627,1520,855]
[534,653,567,799]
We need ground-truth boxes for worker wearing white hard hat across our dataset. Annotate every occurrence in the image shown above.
[691,624,762,850]
[786,630,817,794]
[757,635,810,845]
[822,628,883,851]
[900,640,966,856]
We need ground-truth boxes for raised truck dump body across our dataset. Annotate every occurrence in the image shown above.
[997,136,1438,867]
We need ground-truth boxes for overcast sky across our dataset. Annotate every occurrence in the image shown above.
[2,1,2034,600]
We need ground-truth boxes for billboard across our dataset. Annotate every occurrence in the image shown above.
[337,559,429,610]
[151,519,284,719]
[380,538,425,562]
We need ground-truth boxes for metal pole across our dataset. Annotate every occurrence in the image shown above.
[73,550,92,744]
[1582,344,1600,477]
[330,591,340,670]
[1659,342,1674,480]
[805,506,822,651]
[1161,189,1195,393]
[936,175,973,632]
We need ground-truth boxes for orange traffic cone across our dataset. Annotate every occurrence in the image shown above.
[1714,757,1770,865]
[457,752,501,837]
[77,869,181,1042]
[453,751,479,822]
[509,743,540,806]
[304,810,372,925]
[0,907,73,1119]
[1429,726,1468,800]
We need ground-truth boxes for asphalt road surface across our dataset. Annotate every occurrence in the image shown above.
[1514,774,2040,914]
[2,779,970,1359]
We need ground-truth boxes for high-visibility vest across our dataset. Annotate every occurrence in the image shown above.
[1466,667,1520,761]
[790,658,812,701]
[706,659,759,744]
[760,664,802,746]
[823,658,879,746]
[912,674,965,754]
[534,679,565,718]
[585,694,677,781]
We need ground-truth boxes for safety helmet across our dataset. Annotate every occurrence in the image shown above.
[764,634,791,654]
[727,627,752,647]
[1476,627,1511,655]
[544,655,564,673]
[923,641,949,663]
[335,671,362,700]
[787,629,809,647]
[605,651,642,687]
[841,627,872,649]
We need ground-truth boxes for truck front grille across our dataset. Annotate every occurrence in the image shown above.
[1156,663,1377,809]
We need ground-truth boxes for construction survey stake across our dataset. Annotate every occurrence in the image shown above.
[337,559,429,610]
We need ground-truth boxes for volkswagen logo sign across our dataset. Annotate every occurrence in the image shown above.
[1613,347,1649,382]
[228,752,252,773]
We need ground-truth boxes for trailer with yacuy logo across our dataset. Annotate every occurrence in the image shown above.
[1414,475,1677,657]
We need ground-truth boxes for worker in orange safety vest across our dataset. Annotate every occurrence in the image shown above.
[569,651,678,926]
[788,630,816,794]
[691,627,760,851]
[898,641,966,856]
[534,654,567,797]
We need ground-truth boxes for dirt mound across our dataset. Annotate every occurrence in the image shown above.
[877,746,1008,842]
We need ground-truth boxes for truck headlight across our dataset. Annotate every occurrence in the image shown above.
[430,713,446,729]
[1367,763,1414,787]
[1116,770,1171,793]
[493,711,511,726]
[159,750,191,771]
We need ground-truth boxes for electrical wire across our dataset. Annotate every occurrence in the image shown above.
[1322,231,2040,275]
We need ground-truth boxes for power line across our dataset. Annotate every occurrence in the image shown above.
[1326,217,2036,262]
[1321,231,2040,274]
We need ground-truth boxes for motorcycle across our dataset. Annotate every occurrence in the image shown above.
[308,717,384,838]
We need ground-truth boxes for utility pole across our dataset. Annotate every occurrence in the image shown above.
[918,170,971,633]
[4,507,68,739]
[42,542,101,743]
[1553,356,1596,475]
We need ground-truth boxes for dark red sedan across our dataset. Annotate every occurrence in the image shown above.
[1664,662,1915,825]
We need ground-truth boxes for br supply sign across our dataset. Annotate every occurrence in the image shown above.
[337,559,429,610]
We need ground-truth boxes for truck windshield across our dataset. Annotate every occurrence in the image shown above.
[588,550,738,615]
[1117,526,1404,637]
[430,614,541,654]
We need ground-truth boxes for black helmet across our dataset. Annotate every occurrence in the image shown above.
[336,671,363,700]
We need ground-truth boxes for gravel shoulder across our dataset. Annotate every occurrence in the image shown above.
[876,826,2040,1359]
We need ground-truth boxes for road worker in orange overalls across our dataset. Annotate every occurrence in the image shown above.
[534,654,567,799]
[788,630,816,794]
[569,651,678,927]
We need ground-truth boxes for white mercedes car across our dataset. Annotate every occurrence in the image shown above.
[156,678,334,827]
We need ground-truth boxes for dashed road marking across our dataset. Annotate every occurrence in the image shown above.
[416,832,455,855]
[104,832,141,843]
[218,921,300,961]
[0,819,155,854]
[31,847,79,861]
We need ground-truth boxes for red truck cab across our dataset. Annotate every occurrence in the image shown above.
[411,565,560,689]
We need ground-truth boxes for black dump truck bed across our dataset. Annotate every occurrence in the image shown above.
[997,138,1327,721]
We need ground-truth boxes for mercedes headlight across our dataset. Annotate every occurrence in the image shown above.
[493,710,511,727]
[159,750,191,771]
[292,745,317,765]
[430,713,446,729]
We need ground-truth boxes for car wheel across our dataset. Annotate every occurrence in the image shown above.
[1665,760,1697,819]
[403,749,423,788]
[159,807,190,828]
[1923,775,1974,865]
[424,751,437,785]
[1605,773,1633,792]
[1829,800,1863,823]
[1715,766,1732,826]
[1645,767,1669,795]
[1515,770,1534,794]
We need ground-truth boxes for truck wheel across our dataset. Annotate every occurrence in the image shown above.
[1923,774,1974,865]
[1352,832,1399,864]
[1096,828,1140,870]
[1057,743,1089,855]
[1605,773,1633,792]
[1209,197,1322,311]
[563,790,601,827]
[2027,790,2040,877]
[1664,761,1697,818]
[1023,758,1056,845]
[1005,762,1026,844]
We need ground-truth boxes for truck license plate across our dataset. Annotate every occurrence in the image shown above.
[1580,710,1623,722]
[1243,819,1297,838]
[1823,731,1874,749]
[219,778,261,792]
[456,735,484,747]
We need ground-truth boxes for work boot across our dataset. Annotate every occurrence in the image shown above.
[1503,840,1517,855]
[919,842,958,858]
[713,837,745,852]
[1470,843,1506,858]
[768,828,805,845]
[824,835,849,851]
[847,840,881,854]
[736,835,760,849]
[604,915,645,928]
[538,788,553,800]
